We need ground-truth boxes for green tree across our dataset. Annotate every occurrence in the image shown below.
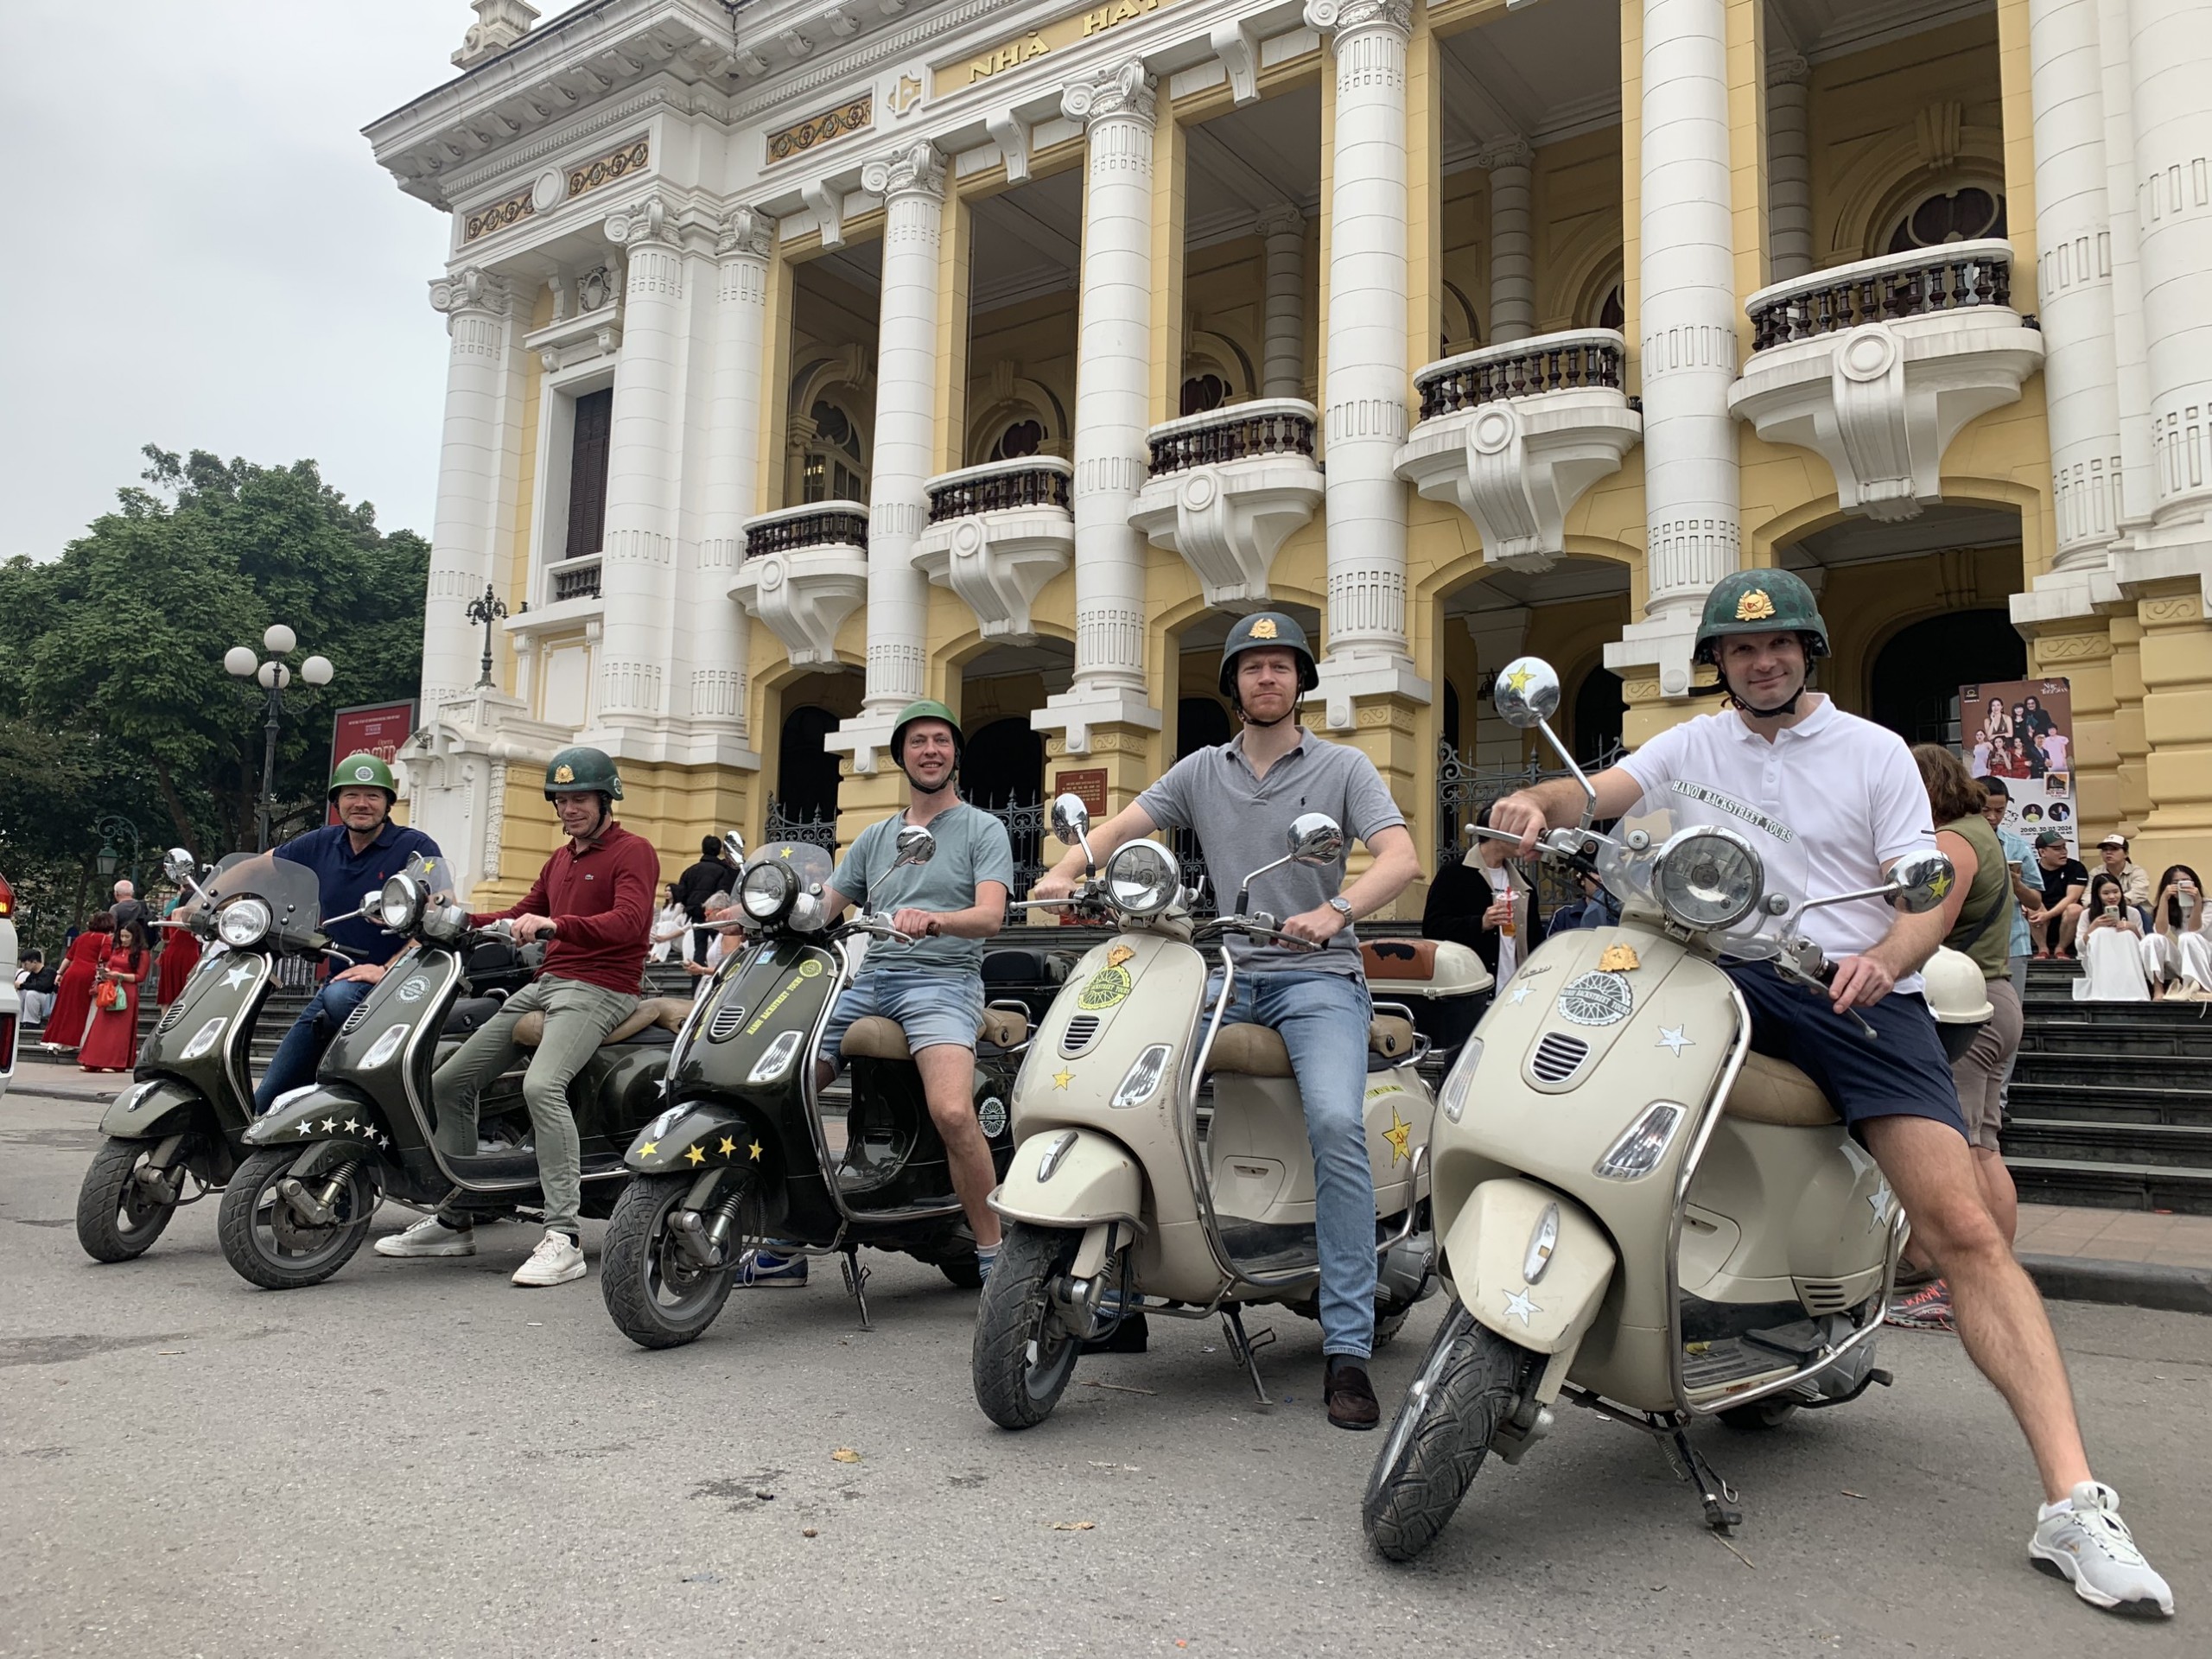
[0,447,428,941]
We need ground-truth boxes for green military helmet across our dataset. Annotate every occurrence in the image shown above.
[1217,610,1320,699]
[889,698,964,766]
[543,746,624,800]
[327,753,397,803]
[1694,569,1830,664]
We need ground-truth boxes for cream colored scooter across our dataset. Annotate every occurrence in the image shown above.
[972,801,1468,1429]
[1363,657,1955,1561]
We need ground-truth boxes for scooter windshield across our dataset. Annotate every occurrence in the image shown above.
[744,842,834,889]
[1599,780,1812,961]
[187,850,327,952]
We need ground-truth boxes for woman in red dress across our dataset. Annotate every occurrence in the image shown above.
[156,895,201,1005]
[79,919,152,1072]
[42,912,113,1052]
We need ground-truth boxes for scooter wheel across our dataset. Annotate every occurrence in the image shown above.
[1363,1303,1539,1564]
[75,1137,181,1262]
[601,1173,744,1350]
[938,1254,984,1290]
[971,1222,1081,1430]
[1719,1398,1799,1432]
[216,1147,377,1290]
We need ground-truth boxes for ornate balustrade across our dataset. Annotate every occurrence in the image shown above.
[1130,400,1324,606]
[742,500,869,560]
[926,458,1072,521]
[913,460,1074,645]
[1414,332,1631,422]
[548,556,601,604]
[1146,399,1319,477]
[1747,239,2020,354]
[731,502,871,667]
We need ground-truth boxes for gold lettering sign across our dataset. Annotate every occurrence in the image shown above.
[932,0,1183,97]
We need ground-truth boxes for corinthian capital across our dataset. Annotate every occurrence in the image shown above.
[1302,0,1413,39]
[719,205,779,260]
[1060,60,1157,128]
[860,140,945,200]
[429,267,510,316]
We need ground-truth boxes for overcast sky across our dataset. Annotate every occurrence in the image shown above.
[1,2,470,561]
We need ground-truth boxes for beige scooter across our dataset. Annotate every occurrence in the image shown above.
[1363,656,1955,1561]
[972,801,1478,1429]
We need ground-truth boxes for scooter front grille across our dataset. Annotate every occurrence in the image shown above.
[1530,1031,1590,1084]
[708,999,750,1041]
[340,997,375,1036]
[156,1000,189,1036]
[1061,1014,1102,1057]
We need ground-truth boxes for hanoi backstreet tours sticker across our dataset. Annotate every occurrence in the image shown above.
[1558,970,1633,1027]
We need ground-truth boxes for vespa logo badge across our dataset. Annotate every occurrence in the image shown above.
[397,976,431,1004]
[1557,969,1633,1027]
[977,1096,1008,1139]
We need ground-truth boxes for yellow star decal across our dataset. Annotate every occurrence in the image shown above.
[1503,664,1532,694]
[1052,1068,1074,1090]
[779,846,794,859]
[685,1143,706,1166]
[747,1140,764,1161]
[718,1136,738,1156]
[1928,870,1952,899]
[639,1141,658,1158]
[1382,1106,1413,1166]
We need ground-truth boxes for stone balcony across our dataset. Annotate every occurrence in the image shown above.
[1729,239,2044,523]
[1129,399,1324,606]
[728,501,869,668]
[911,458,1074,645]
[1395,330,1641,572]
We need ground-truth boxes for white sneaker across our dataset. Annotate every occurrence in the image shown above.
[2030,1481,2175,1617]
[512,1230,587,1287]
[373,1217,476,1258]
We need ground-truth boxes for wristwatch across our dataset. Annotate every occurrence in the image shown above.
[1326,896,1354,919]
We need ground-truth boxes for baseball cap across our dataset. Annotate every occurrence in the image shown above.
[2099,833,2128,849]
[2036,830,2068,849]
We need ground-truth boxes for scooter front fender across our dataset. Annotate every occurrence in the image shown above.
[991,1129,1142,1230]
[624,1102,769,1176]
[245,1083,391,1156]
[99,1078,207,1141]
[1444,1178,1616,1357]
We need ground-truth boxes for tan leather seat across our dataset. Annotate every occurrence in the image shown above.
[1206,1015,1418,1077]
[1361,938,1440,980]
[512,996,690,1050]
[1726,1049,1840,1128]
[841,1007,1032,1061]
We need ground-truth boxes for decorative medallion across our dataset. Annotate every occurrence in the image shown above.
[1557,969,1634,1027]
[1106,944,1135,969]
[1077,967,1134,1011]
[553,764,575,784]
[1249,617,1278,639]
[766,94,873,165]
[1734,588,1777,622]
[1596,942,1639,974]
[977,1096,1009,1139]
[463,184,537,244]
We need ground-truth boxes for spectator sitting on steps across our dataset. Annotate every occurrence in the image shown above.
[2026,831,2087,960]
[2143,864,2212,999]
[2073,874,2152,1002]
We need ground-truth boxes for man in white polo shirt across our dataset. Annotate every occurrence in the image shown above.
[1489,569,2171,1619]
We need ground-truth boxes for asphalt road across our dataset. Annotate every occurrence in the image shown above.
[3,1077,2205,1657]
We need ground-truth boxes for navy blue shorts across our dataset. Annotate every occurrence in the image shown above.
[1724,962,1968,1140]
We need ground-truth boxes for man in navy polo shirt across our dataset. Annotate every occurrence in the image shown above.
[251,753,441,1112]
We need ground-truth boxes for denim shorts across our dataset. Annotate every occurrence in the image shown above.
[819,967,985,1066]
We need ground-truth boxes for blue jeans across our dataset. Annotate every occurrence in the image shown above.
[253,977,374,1112]
[1217,969,1377,1360]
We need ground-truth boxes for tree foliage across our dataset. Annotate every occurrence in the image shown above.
[0,447,428,944]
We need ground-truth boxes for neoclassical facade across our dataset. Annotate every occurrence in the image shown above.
[377,0,2212,907]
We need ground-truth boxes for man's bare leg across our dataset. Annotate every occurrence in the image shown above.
[1974,1145,2019,1249]
[916,1044,1001,1249]
[1863,1114,2089,1501]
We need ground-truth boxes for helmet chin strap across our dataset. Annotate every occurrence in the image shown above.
[1236,696,1299,729]
[1724,673,1808,719]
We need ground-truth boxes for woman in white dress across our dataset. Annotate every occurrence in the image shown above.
[2142,863,2212,997]
[2074,874,2152,1001]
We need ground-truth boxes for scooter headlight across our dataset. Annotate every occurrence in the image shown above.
[1649,827,1763,931]
[378,873,424,932]
[215,898,271,948]
[741,861,797,923]
[1103,839,1180,919]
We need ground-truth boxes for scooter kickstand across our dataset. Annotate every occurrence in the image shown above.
[839,1247,874,1332]
[1219,1307,1275,1407]
[1664,1421,1744,1533]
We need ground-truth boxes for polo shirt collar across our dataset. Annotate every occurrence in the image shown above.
[1226,727,1306,766]
[1726,692,1835,745]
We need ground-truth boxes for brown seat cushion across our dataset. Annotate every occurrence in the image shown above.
[1726,1049,1840,1127]
[512,996,690,1051]
[980,1007,1029,1048]
[1361,939,1440,980]
[1207,1016,1418,1076]
[843,1008,1033,1062]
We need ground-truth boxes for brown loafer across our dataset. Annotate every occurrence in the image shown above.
[1325,1357,1379,1430]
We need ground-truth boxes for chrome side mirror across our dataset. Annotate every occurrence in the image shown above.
[163,848,196,883]
[722,830,747,863]
[1050,793,1090,846]
[1287,812,1344,867]
[1891,850,1957,914]
[1492,657,1561,728]
[892,824,937,868]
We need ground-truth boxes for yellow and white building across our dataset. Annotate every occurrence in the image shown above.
[374,0,2212,907]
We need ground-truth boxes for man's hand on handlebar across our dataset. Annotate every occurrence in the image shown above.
[890,907,941,939]
[1031,871,1077,903]
[510,914,558,944]
[1827,952,1896,1015]
[1487,791,1551,858]
[1276,905,1344,950]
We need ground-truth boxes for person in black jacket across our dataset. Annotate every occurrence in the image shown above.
[671,836,735,966]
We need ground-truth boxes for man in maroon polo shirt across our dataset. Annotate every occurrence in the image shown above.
[373,747,661,1287]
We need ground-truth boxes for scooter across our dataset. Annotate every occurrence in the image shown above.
[599,830,1027,1348]
[1362,657,1953,1561]
[971,800,1460,1430]
[215,855,688,1289]
[74,849,340,1262]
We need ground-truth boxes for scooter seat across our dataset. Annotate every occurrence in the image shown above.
[1206,1015,1418,1076]
[842,1007,1031,1061]
[1726,1050,1841,1127]
[511,995,691,1050]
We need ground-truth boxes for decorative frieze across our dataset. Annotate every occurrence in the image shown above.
[766,93,873,165]
[464,184,537,244]
[566,137,649,200]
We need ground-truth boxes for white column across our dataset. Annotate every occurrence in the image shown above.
[830,142,945,770]
[2031,0,2126,565]
[1610,0,1741,698]
[590,194,692,742]
[1034,62,1163,749]
[2126,0,2212,534]
[421,269,518,718]
[2098,0,2156,528]
[1766,56,1814,283]
[1258,208,1307,397]
[1481,137,1536,343]
[688,207,776,758]
[1306,0,1427,717]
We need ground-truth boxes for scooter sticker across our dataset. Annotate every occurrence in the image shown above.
[397,976,430,1003]
[1557,969,1633,1027]
[798,958,823,978]
[1501,1287,1541,1325]
[1380,1104,1412,1165]
[977,1096,1008,1138]
[1597,942,1639,974]
[1077,966,1134,1011]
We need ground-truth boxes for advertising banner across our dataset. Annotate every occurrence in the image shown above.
[327,701,416,825]
[1959,677,2075,857]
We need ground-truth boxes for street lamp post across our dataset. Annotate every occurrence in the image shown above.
[225,624,334,852]
[94,814,143,896]
[465,583,508,689]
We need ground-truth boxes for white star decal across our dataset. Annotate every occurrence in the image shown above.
[1501,1287,1541,1325]
[320,1117,337,1133]
[1867,1183,1892,1233]
[1656,1026,1694,1057]
[1509,981,1538,1006]
[377,1135,391,1149]
[223,963,256,990]
[296,1122,313,1136]
[342,1118,359,1134]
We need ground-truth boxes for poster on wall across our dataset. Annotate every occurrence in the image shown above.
[327,701,417,825]
[1959,677,2075,857]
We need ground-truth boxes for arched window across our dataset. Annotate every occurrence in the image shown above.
[1179,373,1231,417]
[1887,188,2007,253]
[801,399,866,504]
[988,417,1044,461]
[1598,283,1625,331]
[1869,610,2026,746]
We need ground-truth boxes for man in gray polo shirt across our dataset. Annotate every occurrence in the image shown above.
[1033,613,1421,1430]
[789,700,1014,1288]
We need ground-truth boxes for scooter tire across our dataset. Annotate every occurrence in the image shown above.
[971,1222,1081,1430]
[601,1174,741,1350]
[216,1147,377,1291]
[1719,1398,1799,1432]
[1363,1304,1538,1564]
[75,1137,181,1262]
[938,1254,984,1290]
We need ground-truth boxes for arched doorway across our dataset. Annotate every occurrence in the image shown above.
[1868,610,2025,747]
[1177,696,1231,760]
[1570,664,1624,764]
[773,704,842,842]
[963,716,1044,809]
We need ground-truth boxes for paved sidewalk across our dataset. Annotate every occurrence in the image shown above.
[2015,1203,2212,1315]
